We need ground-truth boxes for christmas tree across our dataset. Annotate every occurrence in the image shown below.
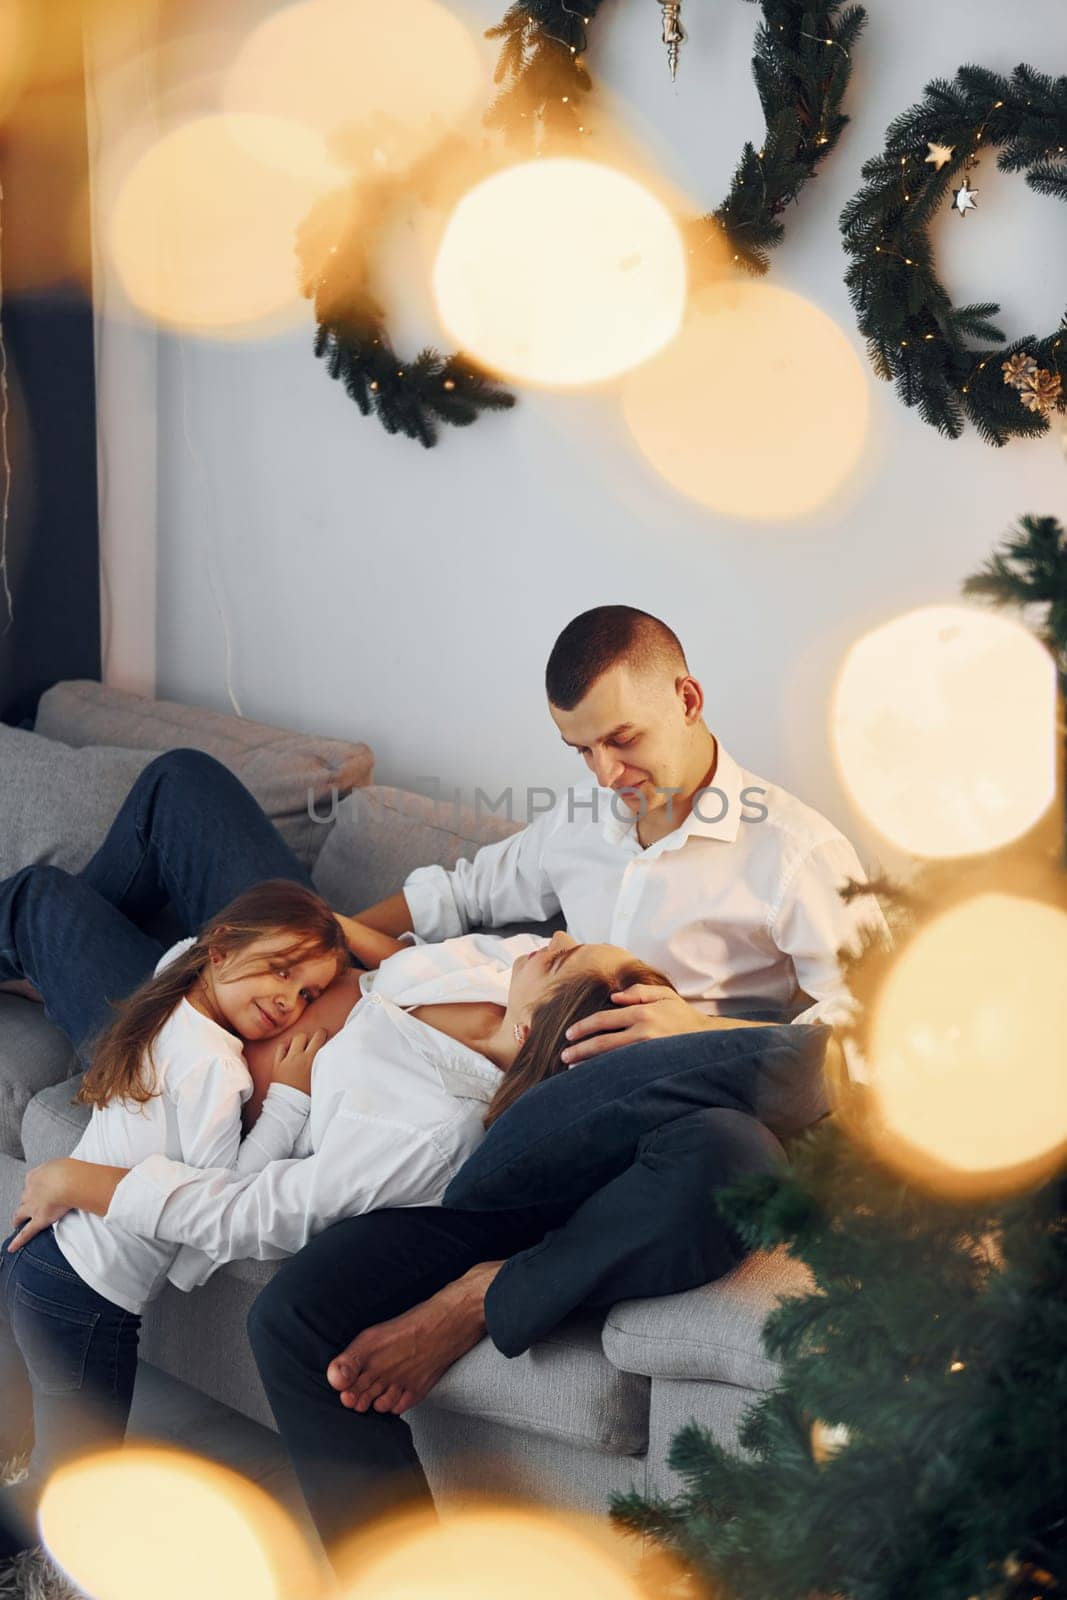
[612,514,1067,1600]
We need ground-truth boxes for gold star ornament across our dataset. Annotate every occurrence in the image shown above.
[952,178,978,216]
[925,141,955,171]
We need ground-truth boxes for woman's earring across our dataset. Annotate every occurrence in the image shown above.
[513,1023,525,1043]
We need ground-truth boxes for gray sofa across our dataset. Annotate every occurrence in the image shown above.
[0,680,810,1517]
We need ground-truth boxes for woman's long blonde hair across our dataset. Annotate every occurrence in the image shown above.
[485,960,676,1128]
[77,880,348,1111]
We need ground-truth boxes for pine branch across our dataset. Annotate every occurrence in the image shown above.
[486,0,867,276]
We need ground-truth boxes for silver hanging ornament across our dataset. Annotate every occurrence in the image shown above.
[657,1,684,80]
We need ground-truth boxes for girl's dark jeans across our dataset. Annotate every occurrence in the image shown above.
[0,1226,141,1509]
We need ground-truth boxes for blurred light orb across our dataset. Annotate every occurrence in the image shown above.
[225,0,482,176]
[832,605,1056,858]
[109,113,340,336]
[0,0,28,121]
[432,159,687,387]
[868,893,1067,1188]
[335,1505,642,1600]
[39,1445,320,1600]
[622,281,868,519]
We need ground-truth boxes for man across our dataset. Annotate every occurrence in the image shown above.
[4,606,884,1547]
[234,605,886,1543]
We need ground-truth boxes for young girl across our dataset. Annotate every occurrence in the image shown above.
[0,878,348,1501]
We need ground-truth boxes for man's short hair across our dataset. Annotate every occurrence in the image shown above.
[545,606,689,710]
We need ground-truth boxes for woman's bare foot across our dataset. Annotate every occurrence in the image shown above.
[326,1261,504,1416]
[0,979,42,1003]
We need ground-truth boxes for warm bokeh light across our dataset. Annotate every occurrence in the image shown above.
[39,1445,322,1600]
[832,605,1057,858]
[432,159,687,387]
[108,113,343,336]
[335,1504,644,1600]
[621,281,869,519]
[225,0,482,178]
[0,0,28,121]
[866,893,1067,1191]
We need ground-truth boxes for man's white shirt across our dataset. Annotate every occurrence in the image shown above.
[404,743,887,1027]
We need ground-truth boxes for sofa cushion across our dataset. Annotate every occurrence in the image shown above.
[0,1002,80,1160]
[421,1311,650,1455]
[21,1072,92,1165]
[34,680,374,868]
[312,784,521,912]
[445,1025,831,1213]
[602,1247,814,1390]
[0,727,159,879]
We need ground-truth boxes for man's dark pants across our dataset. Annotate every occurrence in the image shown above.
[247,1103,784,1552]
[0,751,786,1548]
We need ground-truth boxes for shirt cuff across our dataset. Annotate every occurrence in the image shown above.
[402,866,465,943]
[262,1083,311,1117]
[790,991,859,1030]
[107,1154,197,1240]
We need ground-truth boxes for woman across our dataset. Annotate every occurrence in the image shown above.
[9,925,674,1274]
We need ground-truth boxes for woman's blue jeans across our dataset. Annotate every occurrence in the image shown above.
[0,1226,140,1503]
[0,748,313,1059]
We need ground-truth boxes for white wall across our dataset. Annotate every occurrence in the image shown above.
[88,0,162,694]
[107,0,1067,868]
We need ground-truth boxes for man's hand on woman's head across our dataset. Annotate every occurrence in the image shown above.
[559,985,713,1065]
[560,987,775,1065]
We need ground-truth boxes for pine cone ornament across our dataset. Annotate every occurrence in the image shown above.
[1001,352,1039,389]
[1018,369,1064,416]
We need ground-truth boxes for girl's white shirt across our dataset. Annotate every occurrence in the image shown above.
[52,940,310,1314]
[103,932,545,1287]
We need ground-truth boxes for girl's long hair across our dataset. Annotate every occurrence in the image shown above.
[484,960,676,1128]
[77,880,348,1112]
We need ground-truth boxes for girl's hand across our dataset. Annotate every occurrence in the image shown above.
[271,1028,328,1096]
[9,1159,77,1252]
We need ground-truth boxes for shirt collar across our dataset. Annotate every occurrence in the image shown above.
[599,740,744,855]
[384,997,502,1103]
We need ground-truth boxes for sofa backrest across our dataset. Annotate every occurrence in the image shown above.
[34,680,374,868]
[309,785,564,936]
[311,783,521,912]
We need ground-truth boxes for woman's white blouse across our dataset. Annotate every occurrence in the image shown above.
[105,933,544,1285]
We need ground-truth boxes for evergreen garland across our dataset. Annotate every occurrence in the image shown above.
[841,65,1067,444]
[488,0,868,275]
[297,158,514,449]
[300,0,867,443]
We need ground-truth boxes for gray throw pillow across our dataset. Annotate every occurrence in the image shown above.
[0,726,159,879]
[311,784,521,913]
